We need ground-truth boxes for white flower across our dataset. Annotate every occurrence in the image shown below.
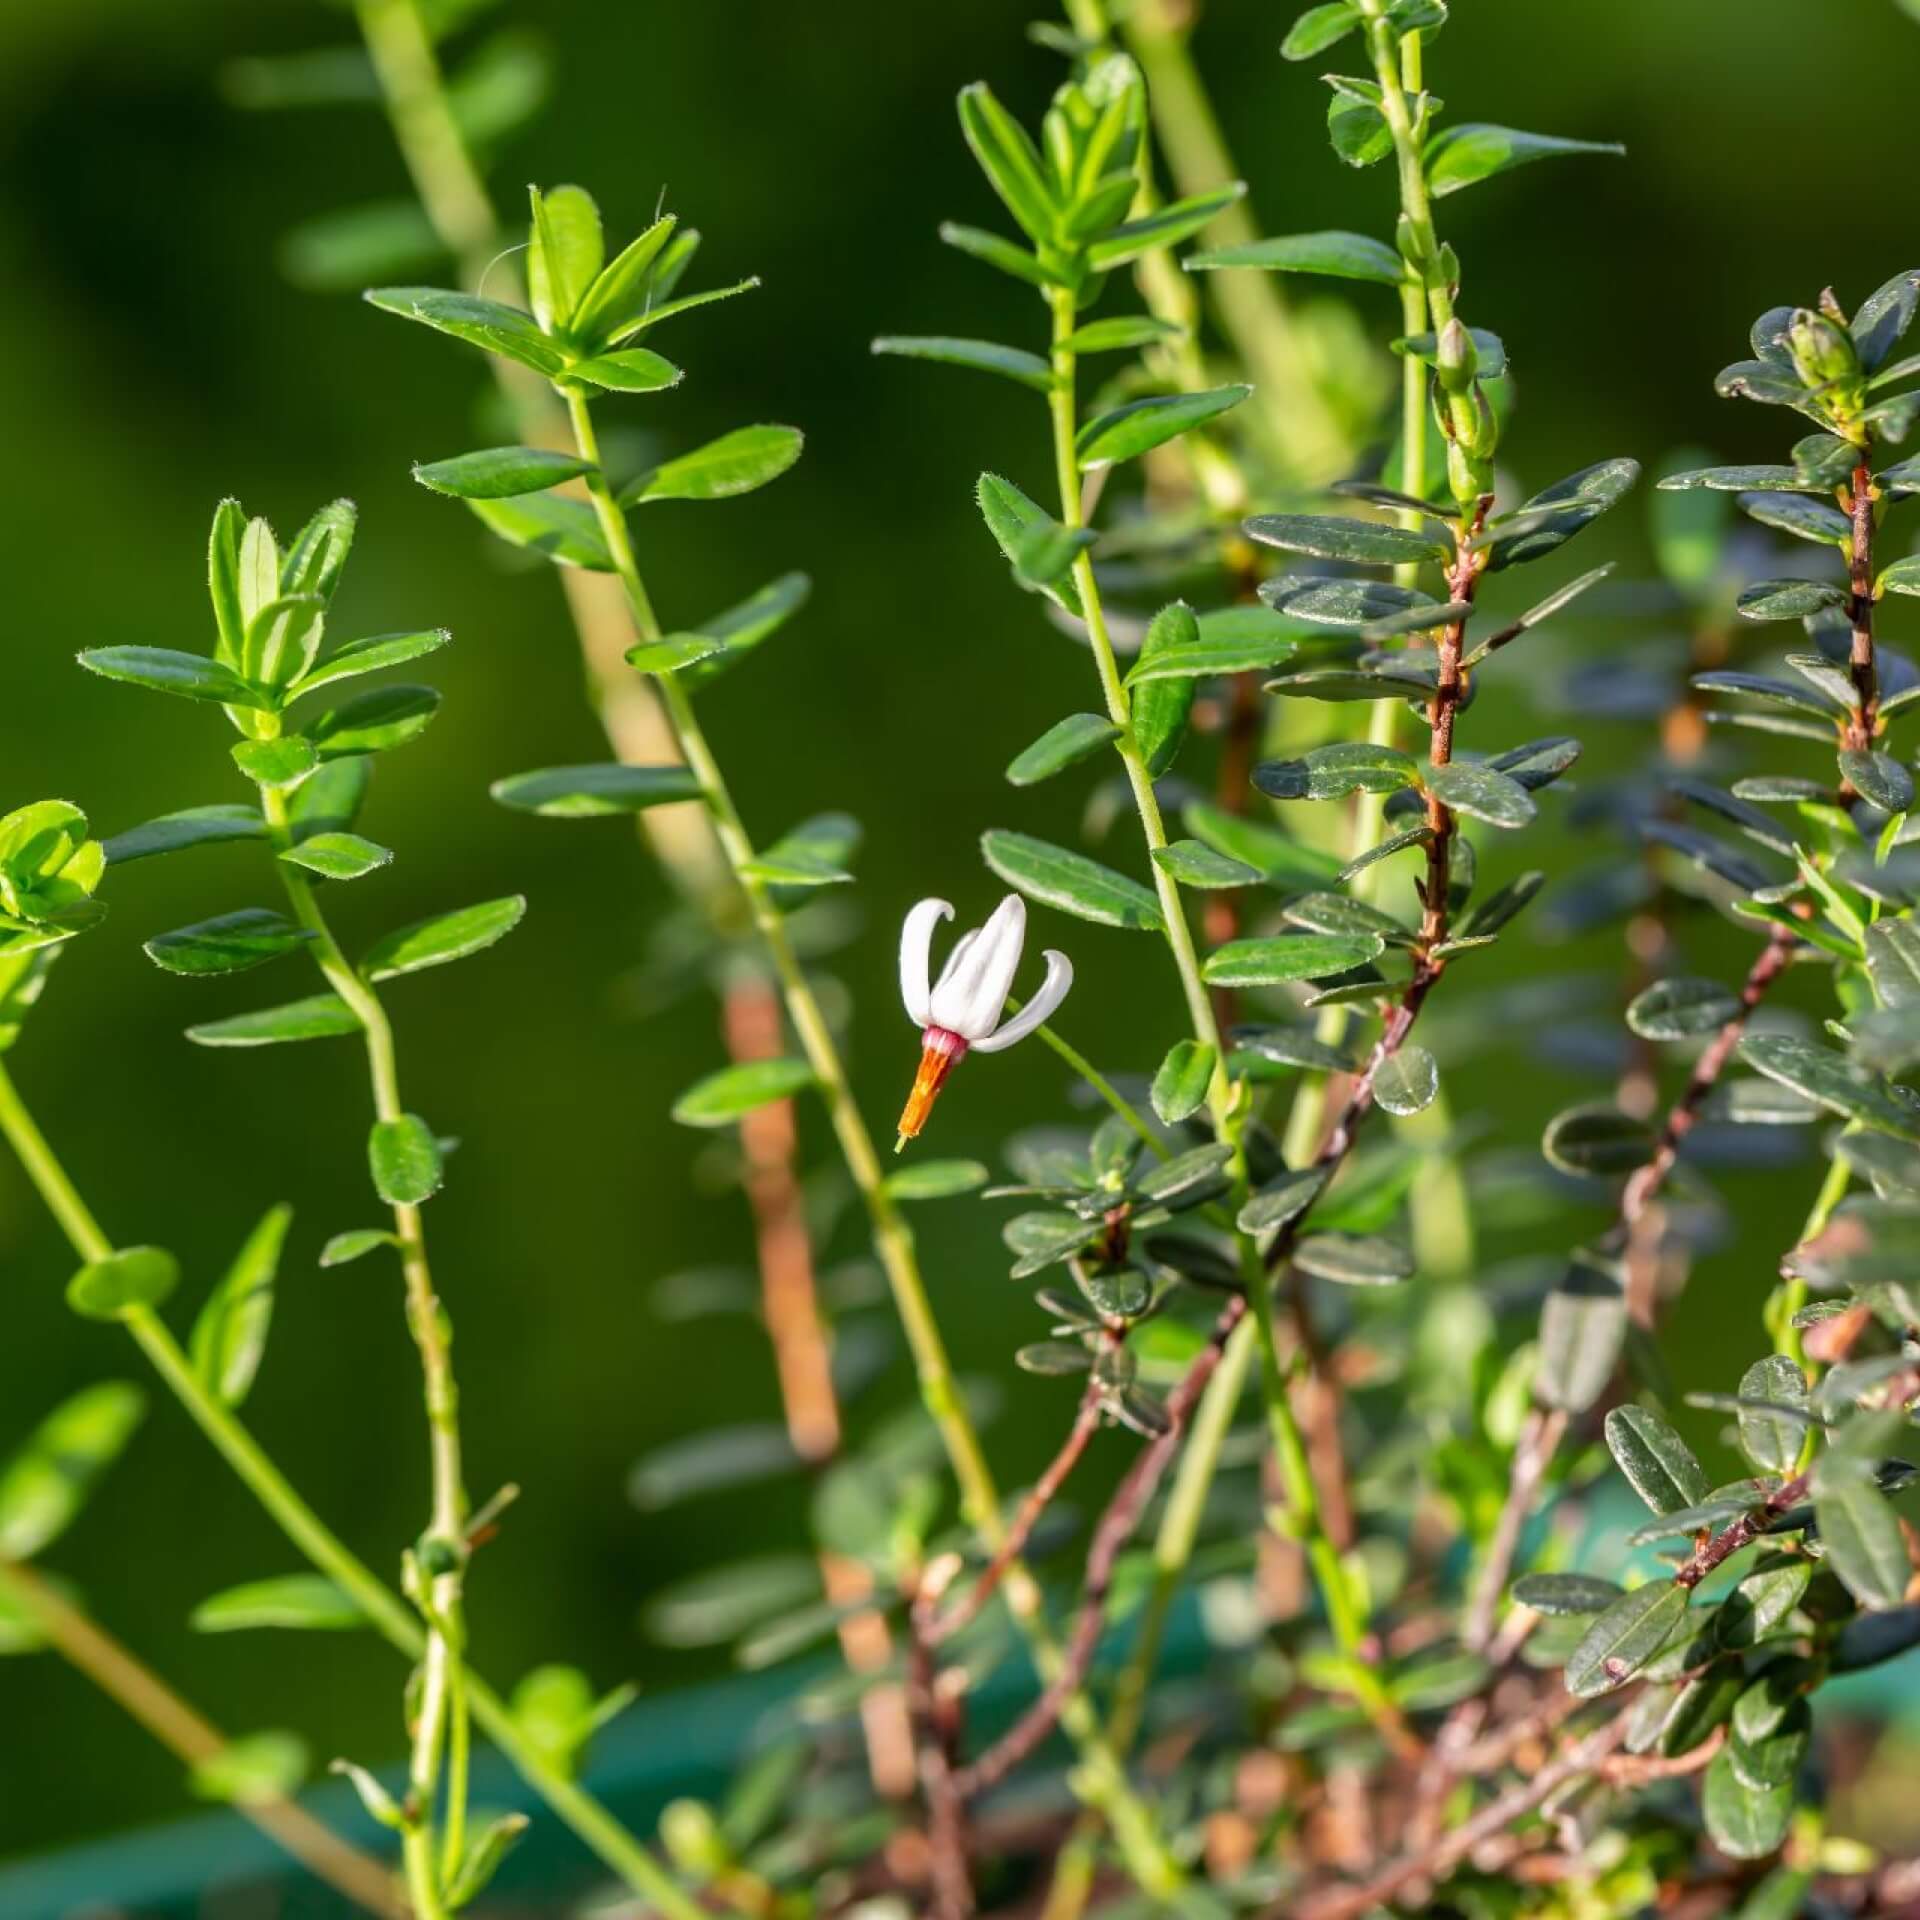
[895,893,1073,1147]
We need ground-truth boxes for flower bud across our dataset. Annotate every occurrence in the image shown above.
[1787,308,1858,390]
[1435,318,1477,396]
[660,1798,730,1875]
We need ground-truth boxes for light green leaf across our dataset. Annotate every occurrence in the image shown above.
[291,629,451,695]
[882,1159,989,1201]
[0,1383,145,1558]
[680,572,812,686]
[362,897,526,981]
[305,684,441,759]
[468,495,612,570]
[103,806,267,866]
[187,995,360,1048]
[491,764,702,817]
[1188,228,1399,284]
[68,1247,181,1322]
[413,446,595,499]
[320,1229,399,1268]
[564,346,683,393]
[369,1115,442,1205]
[189,1205,291,1408]
[278,833,391,880]
[1152,840,1260,889]
[191,1573,364,1633]
[1424,122,1625,198]
[364,285,565,375]
[672,1058,815,1127]
[619,426,805,506]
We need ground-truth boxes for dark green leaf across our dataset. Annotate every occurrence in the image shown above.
[1202,932,1384,986]
[1291,1233,1412,1285]
[67,1247,180,1321]
[1185,801,1344,888]
[1740,490,1851,546]
[1627,976,1742,1041]
[981,829,1162,930]
[1237,1167,1328,1235]
[1606,1404,1712,1515]
[1736,578,1848,622]
[1006,714,1118,785]
[1394,325,1508,379]
[369,1115,442,1205]
[1703,1746,1793,1860]
[1426,761,1535,828]
[1325,76,1392,167]
[79,644,272,711]
[189,1205,290,1409]
[872,334,1051,392]
[1261,577,1463,639]
[1088,184,1247,271]
[1076,386,1250,469]
[1188,228,1399,284]
[144,910,312,977]
[672,1059,815,1127]
[1537,1256,1627,1412]
[1841,750,1913,812]
[362,897,526,981]
[1657,465,1821,493]
[1740,1032,1920,1138]
[1814,1471,1909,1608]
[1564,1582,1689,1697]
[1510,1572,1623,1618]
[1424,122,1624,197]
[1543,1103,1653,1175]
[1150,1040,1216,1125]
[1866,919,1920,1008]
[491,764,702,817]
[1484,459,1639,570]
[1244,512,1448,567]
[103,806,266,867]
[1152,840,1260,889]
[364,285,565,375]
[1853,267,1920,371]
[678,572,812,686]
[1693,669,1838,717]
[1254,742,1420,802]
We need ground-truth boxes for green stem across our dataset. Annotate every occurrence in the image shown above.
[1096,0,1353,484]
[560,387,1179,1885]
[0,1060,704,1919]
[1770,1136,1854,1366]
[260,783,468,1890]
[1046,287,1229,1120]
[354,0,495,271]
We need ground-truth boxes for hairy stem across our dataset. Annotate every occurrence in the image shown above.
[0,1557,407,1918]
[0,1060,703,1918]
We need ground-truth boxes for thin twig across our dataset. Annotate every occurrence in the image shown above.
[1289,1713,1632,1920]
[0,1558,406,1918]
[922,1378,1107,1649]
[1844,456,1881,749]
[1462,1406,1569,1653]
[907,1610,975,1920]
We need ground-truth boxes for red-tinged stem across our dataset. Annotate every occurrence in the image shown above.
[1845,457,1880,751]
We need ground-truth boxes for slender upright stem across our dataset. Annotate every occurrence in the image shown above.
[559,386,1180,1887]
[1090,0,1353,483]
[1047,287,1231,1111]
[1844,458,1880,748]
[0,1558,407,1919]
[258,784,467,1906]
[0,1060,705,1918]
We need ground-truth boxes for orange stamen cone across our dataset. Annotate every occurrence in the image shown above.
[896,1028,968,1151]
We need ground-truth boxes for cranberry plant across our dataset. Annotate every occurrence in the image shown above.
[2,1,1920,1917]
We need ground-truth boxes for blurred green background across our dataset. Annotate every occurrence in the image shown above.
[1,0,1916,1867]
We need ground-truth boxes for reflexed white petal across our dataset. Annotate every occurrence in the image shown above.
[929,894,1028,1039]
[973,948,1073,1053]
[899,897,953,1026]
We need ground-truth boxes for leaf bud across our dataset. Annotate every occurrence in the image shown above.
[660,1797,730,1875]
[1435,318,1478,395]
[1787,308,1858,390]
